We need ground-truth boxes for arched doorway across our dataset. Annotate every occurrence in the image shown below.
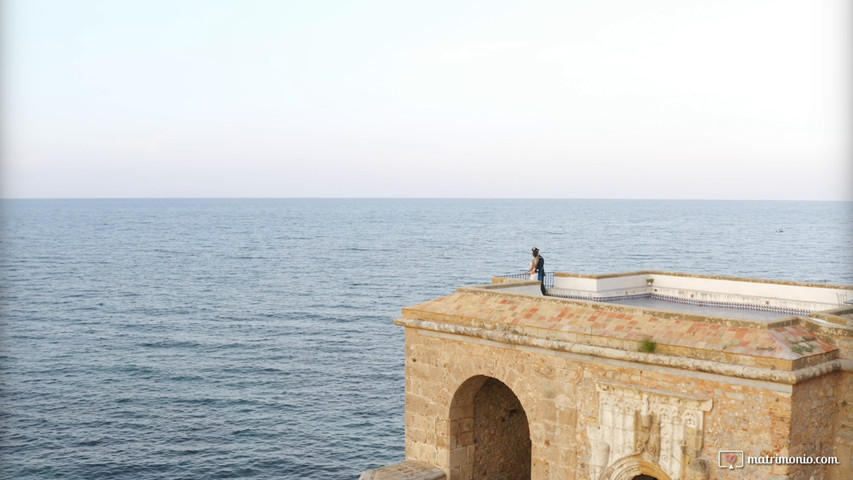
[607,457,672,480]
[449,376,531,480]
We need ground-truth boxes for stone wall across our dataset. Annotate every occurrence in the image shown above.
[787,373,842,480]
[806,311,853,480]
[403,327,824,480]
[832,371,853,480]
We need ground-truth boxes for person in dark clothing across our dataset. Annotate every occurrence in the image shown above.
[527,247,546,295]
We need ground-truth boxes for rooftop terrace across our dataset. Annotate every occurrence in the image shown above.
[499,270,850,322]
[398,271,853,380]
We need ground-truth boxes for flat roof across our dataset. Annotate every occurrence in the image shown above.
[523,270,852,320]
[399,271,853,374]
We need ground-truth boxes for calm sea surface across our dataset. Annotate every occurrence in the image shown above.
[1,199,851,479]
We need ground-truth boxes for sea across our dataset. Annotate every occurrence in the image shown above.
[1,199,851,479]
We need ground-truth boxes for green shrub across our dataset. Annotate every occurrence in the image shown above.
[639,338,657,353]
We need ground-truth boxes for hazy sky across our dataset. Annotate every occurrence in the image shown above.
[3,0,851,199]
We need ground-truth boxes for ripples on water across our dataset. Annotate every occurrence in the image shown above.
[1,199,851,479]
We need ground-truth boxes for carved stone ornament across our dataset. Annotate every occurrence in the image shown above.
[587,381,712,480]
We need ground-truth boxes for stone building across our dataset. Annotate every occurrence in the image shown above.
[361,271,853,480]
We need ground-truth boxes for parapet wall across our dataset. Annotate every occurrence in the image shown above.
[552,271,850,313]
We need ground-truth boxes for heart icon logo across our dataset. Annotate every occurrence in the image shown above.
[718,450,743,469]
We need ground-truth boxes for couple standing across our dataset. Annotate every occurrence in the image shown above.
[527,247,546,295]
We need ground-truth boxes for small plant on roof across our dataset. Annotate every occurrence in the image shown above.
[646,278,654,285]
[791,343,813,355]
[639,338,657,353]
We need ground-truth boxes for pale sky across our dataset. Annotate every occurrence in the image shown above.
[2,0,851,200]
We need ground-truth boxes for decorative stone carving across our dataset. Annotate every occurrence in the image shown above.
[588,440,611,480]
[591,381,712,480]
[633,399,661,462]
[683,457,710,480]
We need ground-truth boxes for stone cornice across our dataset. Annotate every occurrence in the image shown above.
[404,289,841,370]
[395,317,844,384]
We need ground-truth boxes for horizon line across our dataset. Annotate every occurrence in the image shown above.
[2,196,850,202]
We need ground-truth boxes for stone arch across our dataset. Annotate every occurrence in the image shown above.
[448,375,531,480]
[604,455,672,480]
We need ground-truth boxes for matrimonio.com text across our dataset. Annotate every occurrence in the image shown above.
[718,450,841,470]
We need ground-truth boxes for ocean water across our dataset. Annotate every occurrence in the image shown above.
[1,199,851,479]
